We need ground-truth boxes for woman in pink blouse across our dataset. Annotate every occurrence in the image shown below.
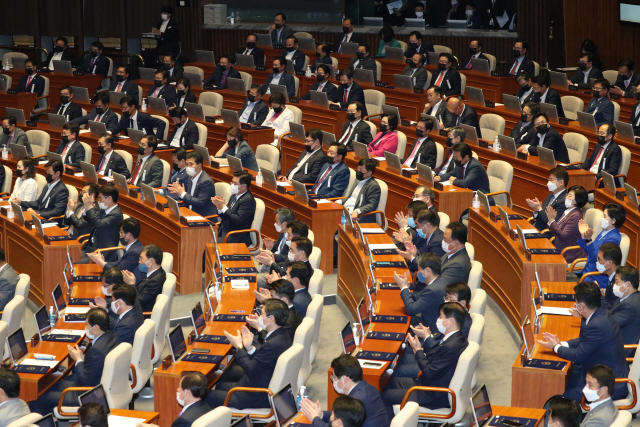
[367,113,398,157]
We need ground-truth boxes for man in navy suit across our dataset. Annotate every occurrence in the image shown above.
[168,107,199,150]
[301,355,389,427]
[20,159,68,220]
[403,31,434,60]
[205,299,292,409]
[504,41,535,78]
[381,302,470,421]
[94,134,131,178]
[579,123,622,186]
[123,244,166,312]
[531,74,565,118]
[77,41,110,78]
[285,129,327,184]
[430,53,461,97]
[570,53,604,90]
[118,96,166,139]
[239,85,269,125]
[538,281,629,401]
[519,113,570,163]
[88,217,143,273]
[162,148,189,199]
[439,222,472,285]
[162,54,184,84]
[28,308,119,414]
[147,70,177,108]
[170,372,212,427]
[287,261,313,317]
[55,122,85,168]
[402,117,437,168]
[460,40,490,70]
[44,36,75,71]
[611,59,640,98]
[52,86,83,121]
[510,102,539,147]
[585,79,615,127]
[334,18,364,53]
[169,152,216,217]
[83,185,124,262]
[237,34,265,68]
[269,13,294,44]
[609,266,640,354]
[312,143,350,198]
[337,102,373,150]
[107,284,144,345]
[70,92,119,134]
[441,98,481,139]
[301,64,337,100]
[264,207,295,264]
[212,171,256,246]
[527,166,569,233]
[17,59,45,96]
[399,209,445,274]
[203,54,240,89]
[263,57,296,98]
[330,70,368,116]
[63,182,98,239]
[282,36,306,72]
[109,65,140,102]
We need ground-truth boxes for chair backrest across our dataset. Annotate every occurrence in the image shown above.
[584,208,604,238]
[198,92,223,117]
[619,146,631,181]
[214,182,232,205]
[331,57,338,69]
[364,121,377,139]
[438,211,450,231]
[1,166,11,194]
[192,407,232,427]
[374,178,389,229]
[306,294,324,363]
[266,343,304,396]
[151,115,170,141]
[612,100,621,122]
[106,57,114,78]
[0,321,8,362]
[308,247,321,269]
[478,114,505,141]
[563,132,589,163]
[6,413,45,427]
[114,150,133,172]
[363,89,385,116]
[238,71,253,91]
[79,142,92,164]
[560,96,584,121]
[391,402,419,427]
[610,411,632,427]
[293,317,315,390]
[395,130,407,158]
[2,52,27,68]
[160,159,170,187]
[469,289,487,316]
[460,73,466,95]
[433,45,452,55]
[444,342,480,423]
[603,70,619,85]
[533,61,540,76]
[621,233,631,266]
[249,198,266,249]
[468,313,485,348]
[138,85,143,98]
[375,60,382,81]
[15,274,29,301]
[34,173,46,194]
[256,144,280,172]
[344,168,356,198]
[483,53,497,71]
[1,75,12,90]
[396,40,408,51]
[435,142,444,167]
[25,130,50,156]
[468,260,483,293]
[309,269,324,295]
[288,104,302,124]
[163,272,177,313]
[101,342,133,409]
[195,122,207,147]
[150,294,170,364]
[302,55,310,72]
[466,242,475,261]
[293,32,313,39]
[487,160,513,207]
[308,229,315,244]
[292,75,300,97]
[183,66,204,80]
[130,319,155,393]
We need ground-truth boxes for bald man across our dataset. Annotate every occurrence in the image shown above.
[441,99,481,139]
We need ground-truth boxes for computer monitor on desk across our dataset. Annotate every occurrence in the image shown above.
[195,50,215,64]
[269,84,289,102]
[5,108,25,126]
[138,68,157,82]
[405,18,426,28]
[10,201,25,227]
[549,70,569,89]
[498,135,516,157]
[353,69,375,86]
[340,42,359,55]
[221,109,241,127]
[227,78,247,93]
[235,56,255,71]
[502,94,522,113]
[140,183,157,206]
[471,58,491,74]
[112,172,130,196]
[339,322,356,355]
[48,114,67,130]
[7,328,28,366]
[256,34,272,49]
[183,72,202,88]
[353,141,370,159]
[385,47,405,62]
[289,122,305,140]
[79,384,110,412]
[34,305,51,339]
[577,111,597,132]
[466,87,485,106]
[167,325,187,362]
[185,102,205,121]
[614,120,636,143]
[71,87,91,102]
[147,97,168,113]
[537,146,556,168]
[80,161,98,184]
[309,91,329,109]
[539,103,559,123]
[9,143,28,160]
[460,124,478,145]
[108,91,126,106]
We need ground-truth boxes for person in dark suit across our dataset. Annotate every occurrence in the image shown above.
[436,141,489,195]
[263,57,296,98]
[281,36,306,72]
[52,86,83,121]
[609,266,640,354]
[330,70,368,116]
[580,123,622,185]
[107,284,144,345]
[64,182,98,239]
[212,171,257,246]
[203,54,240,89]
[0,249,19,312]
[345,44,377,75]
[465,4,484,29]
[153,5,181,59]
[434,126,464,177]
[547,185,587,263]
[381,302,469,421]
[421,86,447,120]
[527,166,569,233]
[269,13,294,45]
[109,65,139,102]
[169,372,212,427]
[287,261,313,317]
[147,70,178,108]
[118,96,166,139]
[213,126,259,172]
[311,43,333,73]
[284,128,326,183]
[516,73,537,107]
[337,101,372,150]
[45,36,75,70]
[16,59,45,97]
[162,54,183,83]
[629,94,640,136]
[531,74,566,118]
[585,79,615,126]
[237,34,265,68]
[611,59,640,98]
[88,218,143,273]
[403,31,434,61]
[54,122,85,168]
[430,53,461,97]
[93,267,123,305]
[570,53,604,90]
[334,18,364,53]
[168,107,199,150]
[20,159,68,220]
[83,185,124,261]
[339,158,381,223]
[28,308,119,414]
[70,92,119,134]
[402,117,437,169]
[505,41,535,77]
[301,355,387,427]
[77,41,110,78]
[399,208,446,274]
[537,281,629,401]
[510,102,539,147]
[301,64,337,100]
[123,244,166,312]
[460,40,490,70]
[402,53,429,88]
[172,78,197,109]
[239,84,270,125]
[130,135,164,188]
[169,152,216,217]
[312,143,350,198]
[205,299,292,409]
[250,279,302,342]
[162,147,189,199]
[94,134,131,178]
[262,208,295,267]
[439,222,472,285]
[520,113,570,163]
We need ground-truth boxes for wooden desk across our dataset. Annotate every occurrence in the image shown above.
[594,188,639,268]
[511,281,581,407]
[0,92,38,118]
[555,87,635,123]
[467,206,567,329]
[2,70,103,104]
[491,406,547,427]
[155,243,256,427]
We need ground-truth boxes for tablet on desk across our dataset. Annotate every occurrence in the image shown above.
[353,142,370,159]
[477,191,491,216]
[536,147,556,168]
[46,151,64,165]
[601,171,617,194]
[309,91,329,109]
[167,325,187,363]
[221,109,241,127]
[138,68,157,82]
[384,151,402,173]
[289,122,305,140]
[549,70,569,89]
[416,164,433,185]
[71,86,91,102]
[260,167,278,188]
[466,87,485,105]
[625,183,639,208]
[291,180,309,203]
[353,69,375,86]
[48,113,67,130]
[147,97,168,113]
[80,161,98,184]
[615,120,635,143]
[88,120,107,136]
[498,135,517,157]
[10,201,25,227]
[183,72,202,88]
[269,84,289,102]
[185,102,205,121]
[385,47,405,62]
[471,58,491,75]
[227,77,247,94]
[256,34,272,49]
[393,74,413,91]
[167,196,181,220]
[195,50,215,64]
[227,155,243,172]
[502,94,521,113]
[576,111,597,132]
[340,42,359,56]
[108,91,126,106]
[5,108,26,126]
[539,102,559,124]
[9,143,28,160]
[140,183,157,205]
[460,124,478,145]
[112,172,130,196]
[127,129,146,145]
[193,145,210,166]
[235,54,255,69]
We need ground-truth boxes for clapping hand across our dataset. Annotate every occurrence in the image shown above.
[545,205,557,222]
[253,288,271,303]
[526,197,541,212]
[395,211,408,228]
[537,332,560,350]
[300,398,323,421]
[409,323,430,339]
[578,219,594,239]
[394,271,410,290]
[407,333,422,352]
[122,270,136,285]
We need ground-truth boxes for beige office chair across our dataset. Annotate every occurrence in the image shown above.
[560,96,584,120]
[25,130,50,156]
[607,340,640,415]
[396,40,408,51]
[130,319,155,394]
[198,92,223,117]
[308,247,321,269]
[64,185,78,204]
[309,269,324,296]
[363,89,385,116]
[566,208,604,273]
[610,411,632,427]
[307,229,315,244]
[459,73,467,96]
[256,145,280,171]
[533,61,540,76]
[479,114,505,141]
[294,317,315,390]
[32,75,50,115]
[613,100,621,122]
[0,166,11,195]
[15,274,30,304]
[395,130,407,158]
[363,121,377,140]
[483,53,497,71]
[114,150,133,173]
[195,122,207,147]
[288,104,302,124]
[468,313,485,389]
[468,260,483,293]
[162,254,174,276]
[302,55,310,72]
[215,182,232,205]
[184,66,204,81]
[306,295,324,365]
[79,142,92,164]
[435,142,444,167]
[237,71,253,91]
[1,75,12,91]
[292,75,300,97]
[2,52,27,68]
[331,57,338,70]
[563,133,589,164]
[359,178,390,231]
[34,173,46,194]
[466,242,475,261]
[192,407,233,427]
[222,198,265,254]
[486,160,513,208]
[469,289,487,316]
[421,70,432,90]
[391,402,419,427]
[138,85,143,98]
[150,294,170,365]
[6,413,44,427]
[0,321,8,361]
[603,70,619,86]
[375,60,382,81]
[151,115,170,141]
[159,159,170,188]
[438,212,450,231]
[293,32,313,39]
[432,45,452,55]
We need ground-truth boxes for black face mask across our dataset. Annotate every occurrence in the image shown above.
[138,146,146,155]
[163,63,172,70]
[154,80,163,87]
[247,94,256,103]
[521,113,528,122]
[55,46,64,53]
[2,128,9,135]
[521,84,530,92]
[445,137,453,147]
[406,59,413,66]
[355,171,366,181]
[305,145,314,153]
[416,129,424,138]
[25,68,33,75]
[592,90,601,98]
[598,136,607,145]
[286,46,295,53]
[469,48,477,55]
[120,237,128,245]
[356,52,365,60]
[347,113,356,121]
[341,83,350,90]
[177,90,185,98]
[343,26,350,34]
[15,169,22,177]
[513,49,521,58]
[536,124,549,134]
[316,52,321,57]
[90,51,98,57]
[273,106,283,114]
[437,63,446,70]
[61,135,69,144]
[275,23,283,29]
[380,124,388,132]
[246,42,256,49]
[173,163,180,171]
[60,95,69,104]
[316,74,325,82]
[116,75,124,82]
[227,139,238,148]
[95,107,103,115]
[454,160,462,167]
[122,111,130,118]
[273,67,281,74]
[45,173,54,183]
[326,155,335,164]
[98,146,106,155]
[410,42,418,50]
[578,62,587,71]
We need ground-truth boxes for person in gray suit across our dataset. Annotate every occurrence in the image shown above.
[402,53,429,89]
[440,222,472,285]
[0,370,30,427]
[214,127,259,172]
[0,249,19,312]
[580,365,618,427]
[168,151,217,217]
[130,135,164,188]
[346,44,377,74]
[0,116,33,156]
[339,158,381,224]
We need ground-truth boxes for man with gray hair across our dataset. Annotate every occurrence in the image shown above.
[414,186,437,215]
[263,207,295,265]
[434,126,465,177]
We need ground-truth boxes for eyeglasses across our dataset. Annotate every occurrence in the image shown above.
[444,296,459,302]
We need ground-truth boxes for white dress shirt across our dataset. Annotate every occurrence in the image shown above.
[287,148,321,180]
[11,177,37,202]
[170,119,189,147]
[343,177,371,214]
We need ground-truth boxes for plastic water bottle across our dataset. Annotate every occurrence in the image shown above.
[141,98,147,112]
[7,204,13,219]
[352,323,360,345]
[49,306,56,329]
[493,135,501,152]
[472,192,480,209]
[2,146,7,160]
[230,11,235,24]
[255,169,263,186]
[296,386,307,410]
[215,284,222,302]
[341,212,347,226]
[305,65,312,78]
[4,59,9,71]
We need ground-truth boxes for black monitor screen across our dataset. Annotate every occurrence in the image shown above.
[191,302,206,336]
[340,322,356,354]
[52,284,66,312]
[471,385,493,427]
[34,305,50,332]
[35,414,57,427]
[272,384,298,427]
[7,328,28,364]
[168,325,187,362]
[230,416,252,427]
[79,384,110,414]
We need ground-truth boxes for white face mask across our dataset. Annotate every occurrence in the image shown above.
[275,222,283,233]
[547,181,557,192]
[596,261,606,273]
[162,14,169,21]
[582,385,602,402]
[465,9,473,17]
[230,183,239,194]
[85,325,95,340]
[441,240,451,253]
[436,318,448,334]
[258,315,270,330]
[413,197,421,202]
[285,240,292,247]
[564,199,574,208]
[111,300,119,313]
[186,167,197,177]
[613,284,625,298]
[176,390,185,406]
[415,11,423,17]
[332,377,346,394]
[600,218,611,230]
[99,201,108,210]
[102,286,112,296]
[288,251,297,262]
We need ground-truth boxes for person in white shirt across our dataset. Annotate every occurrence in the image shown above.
[579,365,618,427]
[9,157,37,202]
[262,92,295,145]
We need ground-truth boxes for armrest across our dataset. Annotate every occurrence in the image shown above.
[277,132,291,150]
[0,192,9,197]
[93,246,125,253]
[527,217,535,224]
[539,228,550,235]
[485,191,512,209]
[326,197,342,201]
[130,363,137,389]
[57,387,93,417]
[400,386,456,419]
[581,378,637,411]
[579,271,606,283]
[564,162,583,166]
[77,233,92,244]
[31,154,48,160]
[567,257,588,273]
[363,113,384,121]
[222,387,274,419]
[48,215,64,221]
[365,210,388,231]
[143,311,152,319]
[624,344,638,363]
[223,229,262,253]
[560,245,581,257]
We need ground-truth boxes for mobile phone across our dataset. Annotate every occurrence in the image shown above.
[191,348,210,354]
[501,420,523,427]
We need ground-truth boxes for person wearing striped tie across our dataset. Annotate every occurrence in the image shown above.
[108,65,140,102]
[611,59,640,98]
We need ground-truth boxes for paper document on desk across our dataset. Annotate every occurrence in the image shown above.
[276,181,289,187]
[230,279,250,289]
[216,158,229,165]
[19,358,58,367]
[119,136,129,139]
[102,177,114,182]
[440,181,452,186]
[51,329,83,336]
[402,168,417,172]
[537,306,572,316]
[185,215,206,221]
[107,415,146,427]
[41,223,58,228]
[79,130,91,134]
[74,173,84,177]
[314,199,332,204]
[521,229,540,234]
[65,307,91,314]
[368,243,398,250]
[373,157,386,161]
[361,228,385,234]
[358,359,385,369]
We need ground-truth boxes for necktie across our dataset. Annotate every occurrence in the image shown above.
[313,166,332,193]
[404,140,422,167]
[89,57,96,70]
[338,34,348,53]
[229,197,237,209]
[341,124,353,143]
[154,87,160,97]
[435,71,444,86]
[96,114,102,122]
[466,58,473,69]
[343,89,348,103]
[130,118,134,129]
[509,60,518,75]
[97,155,106,174]
[61,143,71,160]
[221,71,227,87]
[462,165,467,178]
[131,160,143,184]
[117,82,123,92]
[590,146,605,169]
[26,76,32,88]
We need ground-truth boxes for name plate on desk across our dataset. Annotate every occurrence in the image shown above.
[44,234,76,244]
[276,185,287,194]
[212,314,246,322]
[223,275,256,282]
[494,214,522,222]
[413,87,423,94]
[205,116,217,124]
[374,261,405,268]
[73,71,84,76]
[616,190,626,201]
[517,152,528,161]
[295,71,305,76]
[155,202,165,212]
[374,82,386,88]
[74,275,101,281]
[288,97,299,104]
[438,129,447,136]
[273,44,284,50]
[182,354,224,364]
[42,334,82,342]
[478,140,489,149]
[433,182,444,191]
[355,350,395,361]
[6,89,17,94]
[401,169,418,178]
[203,84,214,90]
[64,314,87,322]
[240,123,251,130]
[25,120,37,127]
[484,100,495,108]
[491,71,500,77]
[220,254,252,261]
[523,232,546,239]
[194,334,229,344]
[523,358,567,370]
[12,365,50,374]
[366,331,405,341]
[610,93,620,100]
[225,267,258,274]
[523,248,560,261]
[379,282,400,290]
[372,315,408,323]
[568,85,578,92]
[69,298,93,305]
[256,66,265,71]
[544,293,574,301]
[558,117,569,126]
[401,119,411,127]
[329,104,339,110]
[489,416,538,427]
